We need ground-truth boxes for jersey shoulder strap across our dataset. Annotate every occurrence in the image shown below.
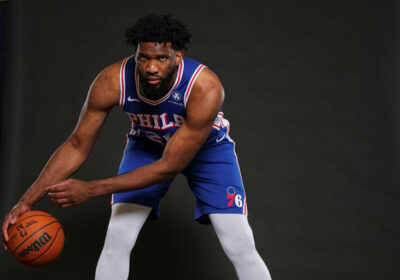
[178,58,207,107]
[119,55,136,108]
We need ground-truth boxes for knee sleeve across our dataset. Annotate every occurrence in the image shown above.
[210,213,272,280]
[102,203,150,254]
[95,203,151,280]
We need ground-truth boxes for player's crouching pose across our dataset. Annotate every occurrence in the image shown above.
[2,14,272,280]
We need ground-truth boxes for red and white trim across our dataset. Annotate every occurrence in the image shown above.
[183,64,206,107]
[230,138,246,216]
[136,60,184,106]
[213,112,224,130]
[212,112,231,132]
[119,56,131,108]
[243,197,247,215]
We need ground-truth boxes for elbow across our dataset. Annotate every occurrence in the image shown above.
[67,135,91,158]
[158,160,186,180]
[163,166,181,180]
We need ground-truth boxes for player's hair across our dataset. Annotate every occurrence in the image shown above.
[125,14,191,51]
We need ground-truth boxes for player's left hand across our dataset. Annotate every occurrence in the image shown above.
[47,178,96,207]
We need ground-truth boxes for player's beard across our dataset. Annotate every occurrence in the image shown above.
[138,67,176,101]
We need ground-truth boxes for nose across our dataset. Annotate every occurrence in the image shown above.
[146,60,159,75]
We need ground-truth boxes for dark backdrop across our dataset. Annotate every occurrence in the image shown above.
[0,0,7,142]
[1,0,400,279]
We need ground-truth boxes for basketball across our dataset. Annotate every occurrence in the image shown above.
[7,210,65,267]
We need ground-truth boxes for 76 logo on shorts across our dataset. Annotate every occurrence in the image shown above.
[226,186,243,208]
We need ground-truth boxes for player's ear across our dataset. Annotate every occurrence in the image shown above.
[175,50,183,66]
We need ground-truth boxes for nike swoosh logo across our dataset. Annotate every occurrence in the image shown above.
[127,96,140,102]
[216,134,225,142]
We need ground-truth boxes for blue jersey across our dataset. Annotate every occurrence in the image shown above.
[114,56,247,224]
[119,56,231,147]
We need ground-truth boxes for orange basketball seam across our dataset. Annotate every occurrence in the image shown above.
[23,226,64,265]
[11,220,58,256]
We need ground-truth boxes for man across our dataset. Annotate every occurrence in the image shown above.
[2,15,271,280]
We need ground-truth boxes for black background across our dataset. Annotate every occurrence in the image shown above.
[1,0,400,279]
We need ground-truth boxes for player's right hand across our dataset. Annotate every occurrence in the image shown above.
[2,202,31,251]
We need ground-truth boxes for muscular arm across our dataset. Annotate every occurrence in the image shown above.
[48,68,224,206]
[2,61,121,245]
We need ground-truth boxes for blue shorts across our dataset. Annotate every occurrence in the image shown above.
[112,135,247,224]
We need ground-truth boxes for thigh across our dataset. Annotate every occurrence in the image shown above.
[184,141,247,224]
[209,213,253,242]
[112,138,171,220]
[109,203,152,226]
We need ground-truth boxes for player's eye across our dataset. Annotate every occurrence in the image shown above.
[138,56,147,61]
[159,57,167,62]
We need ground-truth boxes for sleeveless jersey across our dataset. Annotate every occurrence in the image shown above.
[119,56,231,147]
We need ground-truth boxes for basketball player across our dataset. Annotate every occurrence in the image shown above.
[2,15,272,280]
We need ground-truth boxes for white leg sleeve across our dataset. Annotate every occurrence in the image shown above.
[95,203,152,280]
[209,213,272,280]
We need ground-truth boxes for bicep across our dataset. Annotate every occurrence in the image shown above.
[161,69,224,171]
[67,63,120,153]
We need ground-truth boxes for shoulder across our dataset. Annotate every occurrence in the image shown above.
[185,67,224,120]
[93,60,123,91]
[87,60,125,109]
[190,67,224,104]
[182,57,222,94]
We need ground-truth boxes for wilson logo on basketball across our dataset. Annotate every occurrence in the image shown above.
[17,232,52,258]
[16,224,27,237]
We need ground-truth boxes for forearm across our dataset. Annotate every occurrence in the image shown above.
[19,139,89,206]
[90,158,177,197]
[89,128,206,197]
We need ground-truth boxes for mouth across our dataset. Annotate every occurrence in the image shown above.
[146,77,161,86]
